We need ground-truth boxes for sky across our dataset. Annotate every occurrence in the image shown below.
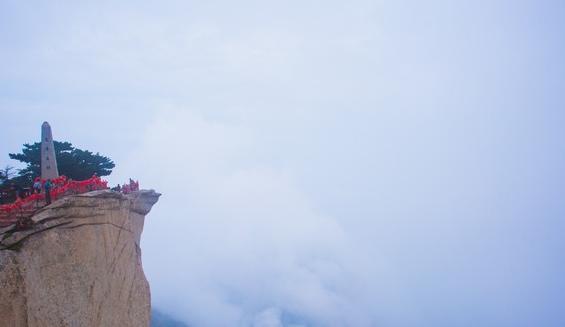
[1,0,565,326]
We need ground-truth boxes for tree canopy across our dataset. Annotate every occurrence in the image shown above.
[8,141,115,185]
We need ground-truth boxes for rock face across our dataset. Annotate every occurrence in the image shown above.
[0,189,160,327]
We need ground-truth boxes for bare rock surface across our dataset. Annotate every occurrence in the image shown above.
[0,189,160,327]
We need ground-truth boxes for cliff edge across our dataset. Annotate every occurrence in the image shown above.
[0,189,160,327]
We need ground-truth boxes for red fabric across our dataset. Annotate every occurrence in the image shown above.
[0,175,110,218]
[0,175,141,224]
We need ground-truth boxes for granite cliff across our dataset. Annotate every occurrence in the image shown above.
[0,189,160,327]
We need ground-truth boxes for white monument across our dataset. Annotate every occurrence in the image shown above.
[41,122,59,180]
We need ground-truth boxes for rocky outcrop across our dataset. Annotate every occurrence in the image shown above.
[0,189,160,327]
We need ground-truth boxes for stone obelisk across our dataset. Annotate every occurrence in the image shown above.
[41,121,59,180]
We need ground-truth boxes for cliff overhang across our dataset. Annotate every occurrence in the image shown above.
[0,189,160,327]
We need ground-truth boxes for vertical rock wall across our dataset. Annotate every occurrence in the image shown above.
[0,190,160,327]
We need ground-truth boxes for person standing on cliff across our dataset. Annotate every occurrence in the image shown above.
[33,178,42,194]
[44,179,53,205]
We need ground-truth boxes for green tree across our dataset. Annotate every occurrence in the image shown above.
[8,141,115,185]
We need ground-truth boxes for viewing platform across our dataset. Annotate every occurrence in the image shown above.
[0,176,116,228]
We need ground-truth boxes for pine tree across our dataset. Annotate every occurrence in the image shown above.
[8,141,115,186]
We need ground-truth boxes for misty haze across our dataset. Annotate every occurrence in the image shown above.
[1,0,564,326]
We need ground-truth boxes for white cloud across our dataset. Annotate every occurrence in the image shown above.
[122,108,366,326]
[253,308,283,327]
[2,0,565,326]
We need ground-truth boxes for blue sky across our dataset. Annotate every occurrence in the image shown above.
[1,1,565,326]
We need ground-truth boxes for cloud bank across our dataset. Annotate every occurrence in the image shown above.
[1,0,565,326]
